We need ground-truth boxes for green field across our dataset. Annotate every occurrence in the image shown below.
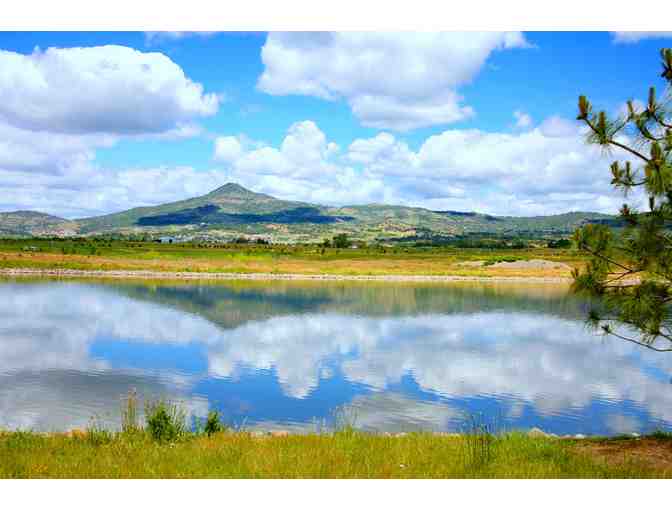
[0,238,586,277]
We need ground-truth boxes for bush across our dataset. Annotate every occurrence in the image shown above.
[332,234,351,249]
[145,400,187,442]
[547,239,571,249]
[204,411,226,437]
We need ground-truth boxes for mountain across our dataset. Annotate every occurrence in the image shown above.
[0,211,78,237]
[0,183,614,242]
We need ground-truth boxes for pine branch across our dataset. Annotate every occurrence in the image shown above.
[603,328,672,352]
[583,118,651,162]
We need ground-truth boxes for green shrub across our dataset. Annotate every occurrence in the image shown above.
[204,411,226,437]
[145,400,187,442]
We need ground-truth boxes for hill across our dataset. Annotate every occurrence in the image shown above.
[0,211,78,237]
[0,183,614,243]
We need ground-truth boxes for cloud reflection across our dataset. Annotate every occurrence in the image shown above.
[1,281,671,433]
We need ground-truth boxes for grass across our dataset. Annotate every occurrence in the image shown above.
[0,395,667,478]
[0,239,586,278]
[1,429,667,478]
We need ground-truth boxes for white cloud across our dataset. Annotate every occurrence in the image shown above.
[0,162,227,218]
[0,106,643,218]
[214,136,244,163]
[0,121,115,175]
[538,116,579,138]
[258,32,531,130]
[0,45,219,135]
[206,116,646,216]
[0,44,224,217]
[349,91,475,131]
[611,32,672,44]
[513,110,532,129]
[212,121,379,206]
[353,122,644,214]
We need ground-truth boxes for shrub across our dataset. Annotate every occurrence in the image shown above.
[145,400,187,442]
[204,411,226,437]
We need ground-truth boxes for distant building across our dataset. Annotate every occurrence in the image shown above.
[158,236,176,244]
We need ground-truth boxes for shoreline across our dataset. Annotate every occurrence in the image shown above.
[0,267,576,283]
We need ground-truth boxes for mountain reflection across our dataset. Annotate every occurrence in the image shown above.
[1,279,671,434]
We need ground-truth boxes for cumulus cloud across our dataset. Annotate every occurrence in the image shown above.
[349,120,644,215]
[258,32,531,130]
[212,120,382,206]
[213,136,244,163]
[0,44,225,217]
[1,107,643,218]
[611,32,672,44]
[209,116,643,216]
[0,121,115,175]
[0,45,219,135]
[0,162,227,218]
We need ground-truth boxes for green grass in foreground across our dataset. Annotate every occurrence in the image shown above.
[0,429,662,479]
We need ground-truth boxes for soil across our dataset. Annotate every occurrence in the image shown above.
[573,437,672,474]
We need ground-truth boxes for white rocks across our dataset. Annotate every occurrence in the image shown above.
[574,434,587,439]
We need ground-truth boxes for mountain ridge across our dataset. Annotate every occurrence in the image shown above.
[0,183,615,242]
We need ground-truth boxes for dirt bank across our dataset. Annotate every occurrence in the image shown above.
[0,267,576,283]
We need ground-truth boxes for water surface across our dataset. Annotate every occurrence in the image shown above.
[1,278,670,436]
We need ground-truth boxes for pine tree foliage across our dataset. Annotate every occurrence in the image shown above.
[572,48,672,352]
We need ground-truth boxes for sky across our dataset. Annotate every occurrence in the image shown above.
[0,30,671,219]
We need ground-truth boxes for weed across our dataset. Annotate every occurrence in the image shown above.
[332,405,359,435]
[86,418,113,446]
[462,412,498,468]
[121,389,141,434]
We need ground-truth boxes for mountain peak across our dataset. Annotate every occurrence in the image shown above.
[209,183,255,196]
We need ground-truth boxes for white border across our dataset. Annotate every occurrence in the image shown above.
[1,1,671,506]
[1,0,672,30]
[1,479,670,509]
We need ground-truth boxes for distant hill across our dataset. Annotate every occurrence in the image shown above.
[0,211,78,237]
[0,183,615,242]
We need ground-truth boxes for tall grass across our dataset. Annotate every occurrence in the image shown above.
[0,395,667,478]
[462,413,498,468]
[0,430,664,479]
[121,389,141,434]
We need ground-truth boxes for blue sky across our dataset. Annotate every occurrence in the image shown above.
[0,31,670,217]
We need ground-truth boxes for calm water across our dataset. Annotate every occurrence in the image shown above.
[1,278,671,436]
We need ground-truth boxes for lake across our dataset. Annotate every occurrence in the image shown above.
[1,278,670,436]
